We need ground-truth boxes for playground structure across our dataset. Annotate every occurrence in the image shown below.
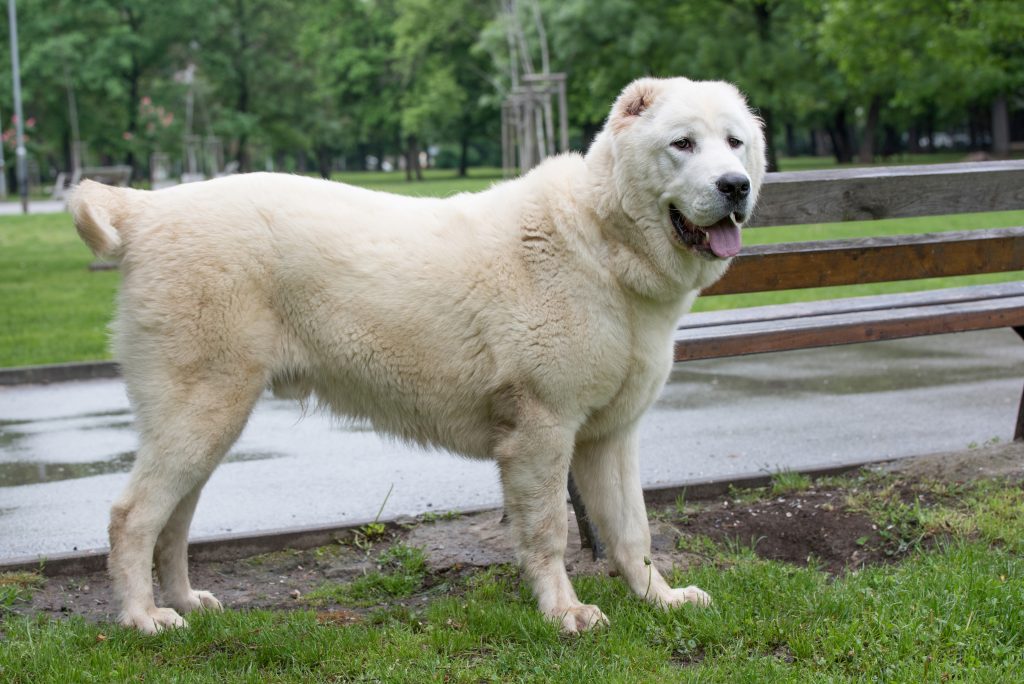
[502,73,568,176]
[499,0,569,177]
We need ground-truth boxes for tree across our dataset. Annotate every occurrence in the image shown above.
[393,0,497,177]
[297,0,401,175]
[198,0,313,172]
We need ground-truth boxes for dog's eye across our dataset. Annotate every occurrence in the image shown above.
[672,138,693,151]
[727,137,743,149]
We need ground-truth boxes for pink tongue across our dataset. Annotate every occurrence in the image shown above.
[707,222,741,258]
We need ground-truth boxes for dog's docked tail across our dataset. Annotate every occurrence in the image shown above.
[68,180,139,259]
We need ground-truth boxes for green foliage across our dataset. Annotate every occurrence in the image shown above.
[2,0,1021,178]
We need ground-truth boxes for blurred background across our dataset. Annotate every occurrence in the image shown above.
[0,0,1021,198]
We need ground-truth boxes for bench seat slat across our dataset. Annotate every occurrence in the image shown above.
[674,286,1024,361]
[704,228,1024,295]
[683,282,1024,330]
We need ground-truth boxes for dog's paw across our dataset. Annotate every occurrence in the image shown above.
[119,606,188,634]
[167,589,223,614]
[548,603,610,633]
[654,585,712,609]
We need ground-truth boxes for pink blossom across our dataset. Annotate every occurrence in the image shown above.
[162,113,174,126]
[141,96,152,106]
[25,117,35,128]
[123,131,134,140]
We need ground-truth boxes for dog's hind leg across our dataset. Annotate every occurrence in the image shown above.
[154,477,219,615]
[571,427,711,609]
[109,369,264,633]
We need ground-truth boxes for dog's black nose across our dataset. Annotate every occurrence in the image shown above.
[716,173,750,201]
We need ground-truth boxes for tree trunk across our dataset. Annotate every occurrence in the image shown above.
[124,59,141,181]
[234,0,252,172]
[316,146,332,179]
[405,135,422,181]
[857,96,881,164]
[760,106,779,172]
[968,106,980,149]
[881,125,900,158]
[784,123,798,157]
[62,126,71,175]
[813,129,830,157]
[458,133,470,177]
[992,95,1010,157]
[121,6,143,182]
[907,124,921,153]
[828,109,854,163]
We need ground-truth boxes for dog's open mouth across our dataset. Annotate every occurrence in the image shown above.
[669,205,744,259]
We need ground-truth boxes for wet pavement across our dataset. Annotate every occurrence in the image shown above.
[0,200,66,215]
[1,328,1022,561]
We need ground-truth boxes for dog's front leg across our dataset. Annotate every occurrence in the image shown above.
[495,416,608,633]
[572,427,711,609]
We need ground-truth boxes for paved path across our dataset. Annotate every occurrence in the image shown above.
[1,329,1021,560]
[0,199,67,215]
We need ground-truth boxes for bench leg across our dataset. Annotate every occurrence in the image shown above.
[1015,327,1024,441]
[567,473,604,560]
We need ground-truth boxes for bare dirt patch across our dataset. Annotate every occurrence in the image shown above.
[677,489,886,573]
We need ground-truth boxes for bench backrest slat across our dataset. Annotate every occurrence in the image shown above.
[749,160,1024,227]
[705,227,1024,295]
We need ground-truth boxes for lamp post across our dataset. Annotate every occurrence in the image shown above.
[8,0,28,213]
[0,105,7,199]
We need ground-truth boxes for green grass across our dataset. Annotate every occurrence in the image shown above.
[3,170,1023,366]
[775,152,973,173]
[3,474,1023,682]
[0,213,119,366]
[332,166,505,197]
[769,470,814,496]
[305,544,428,607]
[0,572,45,614]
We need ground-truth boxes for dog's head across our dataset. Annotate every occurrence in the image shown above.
[592,77,766,292]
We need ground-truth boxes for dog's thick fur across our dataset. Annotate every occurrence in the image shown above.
[71,77,765,633]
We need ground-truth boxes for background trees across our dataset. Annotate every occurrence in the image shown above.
[0,0,1020,183]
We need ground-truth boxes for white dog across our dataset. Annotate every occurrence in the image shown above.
[71,76,765,634]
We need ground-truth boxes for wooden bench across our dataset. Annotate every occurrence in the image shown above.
[570,160,1024,558]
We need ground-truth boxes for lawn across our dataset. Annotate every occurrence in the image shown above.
[1,167,1022,367]
[0,213,120,367]
[3,464,1023,681]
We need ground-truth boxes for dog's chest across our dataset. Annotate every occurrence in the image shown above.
[578,303,679,440]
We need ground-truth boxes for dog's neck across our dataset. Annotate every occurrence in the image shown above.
[582,131,729,304]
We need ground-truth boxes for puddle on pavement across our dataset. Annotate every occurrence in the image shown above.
[0,452,137,486]
[663,356,1020,410]
[0,450,280,487]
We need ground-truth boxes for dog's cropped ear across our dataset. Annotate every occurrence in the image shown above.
[609,78,663,132]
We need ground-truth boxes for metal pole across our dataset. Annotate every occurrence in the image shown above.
[8,0,28,213]
[0,105,7,199]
